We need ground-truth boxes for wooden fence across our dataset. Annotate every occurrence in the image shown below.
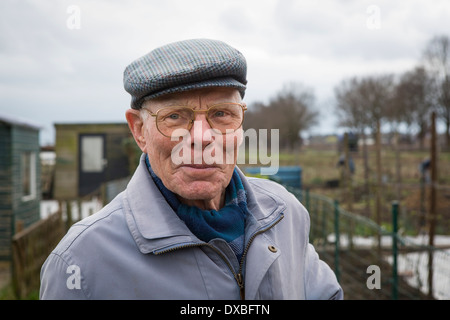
[9,182,118,299]
[11,210,64,299]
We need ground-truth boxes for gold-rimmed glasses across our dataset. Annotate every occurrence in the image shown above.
[144,103,247,138]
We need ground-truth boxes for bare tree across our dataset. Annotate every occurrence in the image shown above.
[335,74,394,137]
[243,101,270,131]
[334,74,394,226]
[392,66,435,149]
[387,66,433,202]
[423,34,450,147]
[357,74,394,247]
[269,82,318,149]
[358,74,395,133]
[244,82,318,150]
[335,77,371,133]
[335,76,372,216]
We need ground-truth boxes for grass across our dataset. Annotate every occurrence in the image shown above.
[0,283,39,300]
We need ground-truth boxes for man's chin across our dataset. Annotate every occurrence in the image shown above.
[176,181,220,200]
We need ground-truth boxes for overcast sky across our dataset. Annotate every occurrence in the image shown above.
[1,0,449,145]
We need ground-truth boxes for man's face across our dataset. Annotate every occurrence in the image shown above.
[127,88,243,210]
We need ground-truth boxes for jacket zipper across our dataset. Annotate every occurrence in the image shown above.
[236,214,284,299]
[154,213,284,300]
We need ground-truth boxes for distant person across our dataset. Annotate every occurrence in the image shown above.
[419,158,431,183]
[40,39,343,300]
[337,154,355,174]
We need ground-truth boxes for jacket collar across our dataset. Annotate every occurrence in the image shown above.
[123,154,286,254]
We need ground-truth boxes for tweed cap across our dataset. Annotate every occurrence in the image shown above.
[123,39,247,109]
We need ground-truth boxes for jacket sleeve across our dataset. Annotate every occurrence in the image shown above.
[304,243,344,300]
[40,253,88,300]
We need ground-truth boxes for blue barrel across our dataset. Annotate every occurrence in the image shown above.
[244,166,302,189]
[271,166,302,189]
[244,167,261,175]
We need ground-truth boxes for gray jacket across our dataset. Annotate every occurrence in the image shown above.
[40,155,343,300]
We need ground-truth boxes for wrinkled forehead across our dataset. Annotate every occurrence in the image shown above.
[143,87,242,110]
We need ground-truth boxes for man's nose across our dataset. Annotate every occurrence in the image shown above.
[189,114,213,148]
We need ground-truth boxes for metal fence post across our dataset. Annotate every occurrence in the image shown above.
[322,201,327,244]
[391,201,399,300]
[334,199,340,283]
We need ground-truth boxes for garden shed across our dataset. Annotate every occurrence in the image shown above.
[53,123,138,200]
[0,114,41,261]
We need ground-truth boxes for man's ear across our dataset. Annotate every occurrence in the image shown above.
[125,109,147,152]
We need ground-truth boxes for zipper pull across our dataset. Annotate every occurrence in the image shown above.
[237,273,245,300]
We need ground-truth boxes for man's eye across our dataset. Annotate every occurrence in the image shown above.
[168,113,180,120]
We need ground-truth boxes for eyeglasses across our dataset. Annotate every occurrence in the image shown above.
[144,103,247,138]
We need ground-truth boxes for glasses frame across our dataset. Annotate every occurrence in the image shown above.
[144,102,247,138]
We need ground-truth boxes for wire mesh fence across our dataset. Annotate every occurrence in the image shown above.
[289,187,450,300]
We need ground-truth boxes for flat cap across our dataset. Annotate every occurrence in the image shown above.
[123,39,247,109]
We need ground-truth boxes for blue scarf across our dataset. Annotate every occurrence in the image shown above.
[145,155,248,261]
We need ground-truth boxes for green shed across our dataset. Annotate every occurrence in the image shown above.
[53,123,137,200]
[0,114,41,261]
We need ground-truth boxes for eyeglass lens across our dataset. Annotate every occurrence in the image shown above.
[156,104,243,136]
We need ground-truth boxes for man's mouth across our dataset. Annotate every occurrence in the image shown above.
[180,164,219,169]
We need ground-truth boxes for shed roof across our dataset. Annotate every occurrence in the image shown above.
[54,122,128,127]
[0,113,42,130]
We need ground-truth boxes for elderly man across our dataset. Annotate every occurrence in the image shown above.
[40,39,343,300]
